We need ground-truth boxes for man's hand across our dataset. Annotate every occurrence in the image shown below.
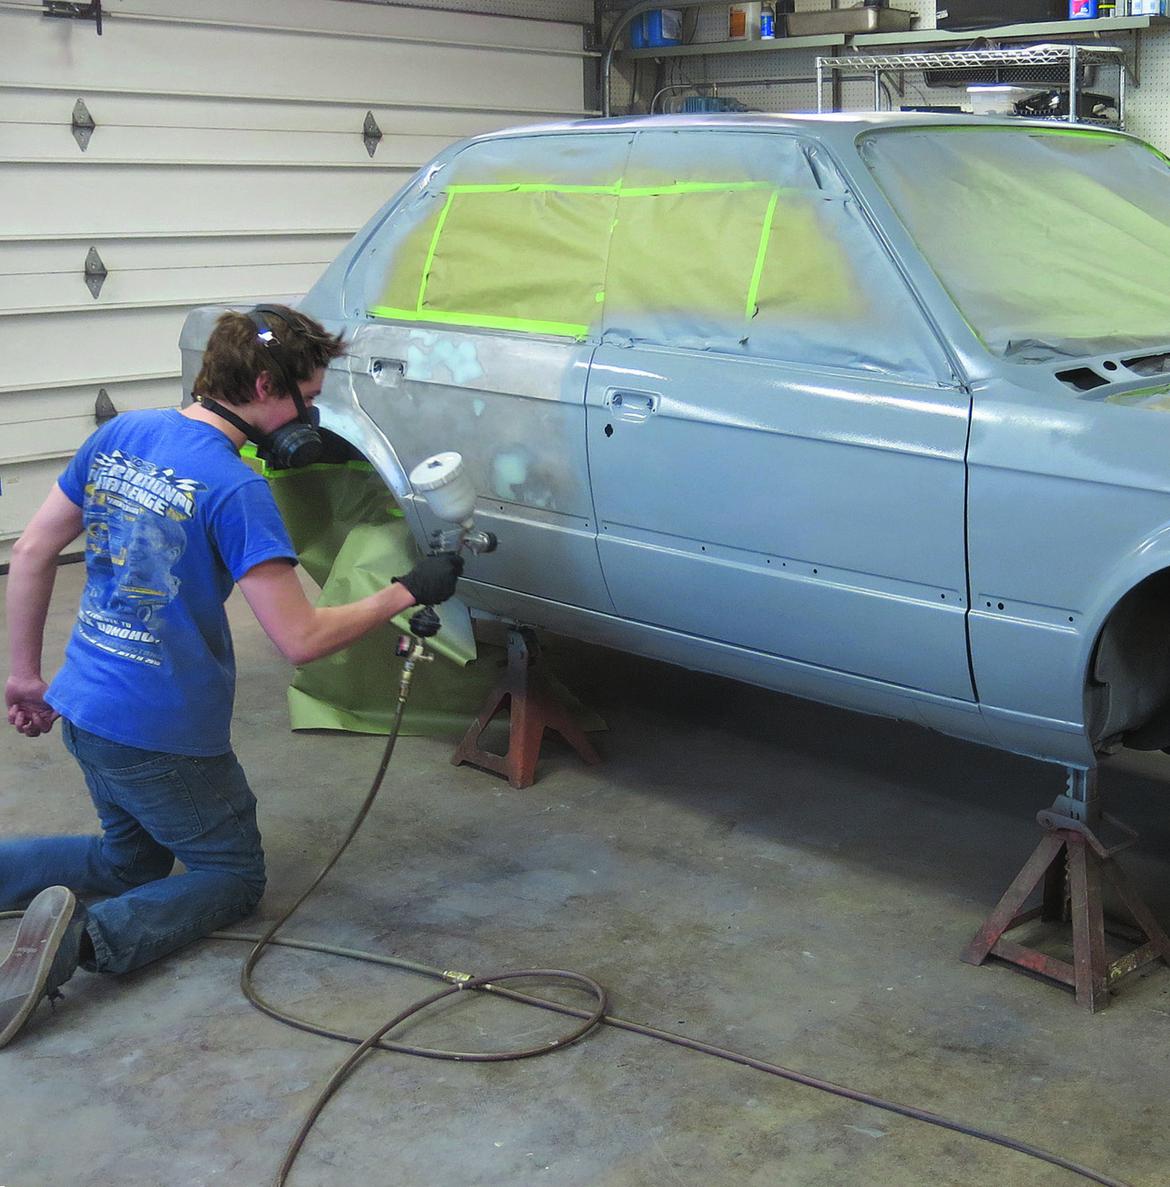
[394,553,465,606]
[6,674,59,737]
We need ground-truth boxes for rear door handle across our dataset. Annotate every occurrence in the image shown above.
[608,390,659,423]
[369,358,406,386]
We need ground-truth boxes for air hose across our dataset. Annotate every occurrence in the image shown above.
[235,625,607,1183]
[1,628,1133,1187]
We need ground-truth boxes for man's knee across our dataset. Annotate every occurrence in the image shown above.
[241,880,265,915]
[237,860,266,914]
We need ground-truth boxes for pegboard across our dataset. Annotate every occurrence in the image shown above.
[1124,26,1170,149]
[612,0,939,115]
[607,2,1170,155]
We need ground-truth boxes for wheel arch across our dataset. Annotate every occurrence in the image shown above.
[1085,565,1170,753]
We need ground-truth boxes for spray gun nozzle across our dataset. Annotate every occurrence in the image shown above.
[428,526,497,556]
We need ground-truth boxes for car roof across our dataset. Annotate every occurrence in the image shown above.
[478,111,1133,151]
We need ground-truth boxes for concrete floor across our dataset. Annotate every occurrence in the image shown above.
[3,561,1170,1187]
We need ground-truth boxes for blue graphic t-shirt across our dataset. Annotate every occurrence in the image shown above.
[47,409,297,756]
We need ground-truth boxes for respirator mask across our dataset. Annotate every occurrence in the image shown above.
[200,305,324,469]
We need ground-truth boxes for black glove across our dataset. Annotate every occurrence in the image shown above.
[394,553,464,605]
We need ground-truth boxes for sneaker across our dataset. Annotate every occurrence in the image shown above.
[0,886,86,1049]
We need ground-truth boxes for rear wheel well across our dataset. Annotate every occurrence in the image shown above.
[1087,568,1170,753]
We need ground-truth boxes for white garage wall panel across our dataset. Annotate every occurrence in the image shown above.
[0,0,592,562]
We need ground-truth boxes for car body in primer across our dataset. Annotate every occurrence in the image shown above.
[180,113,1170,772]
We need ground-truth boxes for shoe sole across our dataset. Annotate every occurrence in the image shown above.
[0,886,77,1049]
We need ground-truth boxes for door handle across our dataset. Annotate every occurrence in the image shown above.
[608,390,659,422]
[369,358,406,386]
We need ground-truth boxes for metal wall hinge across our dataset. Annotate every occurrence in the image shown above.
[95,389,118,425]
[71,98,95,151]
[363,111,383,158]
[43,1,102,35]
[84,246,107,298]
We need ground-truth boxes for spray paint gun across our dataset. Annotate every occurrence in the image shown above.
[394,452,497,682]
[408,452,498,559]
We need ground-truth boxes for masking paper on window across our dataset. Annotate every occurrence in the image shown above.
[603,130,943,378]
[420,188,616,336]
[376,201,445,315]
[605,128,824,343]
[621,127,825,193]
[746,194,941,377]
[753,196,855,319]
[862,128,1170,360]
[603,187,777,343]
[365,131,633,336]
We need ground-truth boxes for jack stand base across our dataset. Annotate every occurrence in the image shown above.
[961,771,1170,1012]
[451,627,601,790]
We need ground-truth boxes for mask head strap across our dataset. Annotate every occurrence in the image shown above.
[247,306,312,421]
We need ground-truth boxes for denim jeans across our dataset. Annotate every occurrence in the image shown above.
[0,720,266,975]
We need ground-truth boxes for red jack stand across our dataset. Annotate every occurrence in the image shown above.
[961,769,1170,1012]
[451,626,601,789]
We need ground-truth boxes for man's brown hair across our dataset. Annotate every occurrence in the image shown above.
[192,306,346,407]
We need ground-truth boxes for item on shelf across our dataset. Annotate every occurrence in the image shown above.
[967,83,1039,113]
[760,0,776,39]
[681,95,751,111]
[1130,0,1166,13]
[728,2,762,40]
[786,5,916,35]
[1070,0,1099,17]
[1013,88,1118,119]
[935,1,1065,30]
[922,40,1100,86]
[628,7,683,48]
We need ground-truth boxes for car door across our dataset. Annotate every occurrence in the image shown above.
[343,130,635,613]
[584,129,975,700]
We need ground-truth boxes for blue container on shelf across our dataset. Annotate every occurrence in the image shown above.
[1069,0,1099,16]
[629,8,682,47]
[646,9,682,44]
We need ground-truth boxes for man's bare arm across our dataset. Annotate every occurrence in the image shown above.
[6,485,84,736]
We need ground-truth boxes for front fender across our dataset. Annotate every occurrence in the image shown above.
[1078,521,1170,749]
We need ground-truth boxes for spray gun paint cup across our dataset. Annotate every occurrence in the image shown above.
[409,452,476,527]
